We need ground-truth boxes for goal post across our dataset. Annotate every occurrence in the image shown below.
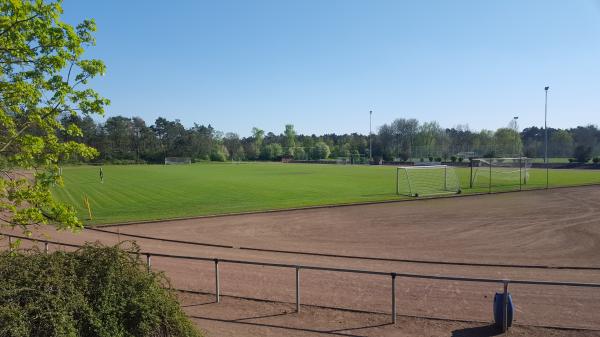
[470,157,531,189]
[164,157,191,165]
[396,165,461,197]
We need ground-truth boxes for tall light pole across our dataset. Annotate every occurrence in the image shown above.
[369,110,373,162]
[513,116,519,156]
[544,86,549,188]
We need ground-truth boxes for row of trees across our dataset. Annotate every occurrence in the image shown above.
[59,115,600,164]
[376,119,600,162]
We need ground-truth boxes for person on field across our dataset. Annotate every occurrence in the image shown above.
[99,167,104,183]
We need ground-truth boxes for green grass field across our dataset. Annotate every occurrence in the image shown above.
[52,163,600,225]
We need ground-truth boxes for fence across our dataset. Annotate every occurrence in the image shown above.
[4,233,600,333]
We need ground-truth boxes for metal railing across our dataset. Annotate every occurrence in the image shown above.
[3,233,600,333]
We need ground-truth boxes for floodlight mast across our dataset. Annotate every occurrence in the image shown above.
[513,116,519,156]
[369,110,373,162]
[544,86,549,189]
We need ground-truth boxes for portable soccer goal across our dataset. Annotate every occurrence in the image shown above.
[335,157,350,165]
[396,165,461,197]
[164,157,191,165]
[470,157,531,189]
[336,154,368,165]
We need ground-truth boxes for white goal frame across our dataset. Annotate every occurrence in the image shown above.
[396,165,460,197]
[470,157,531,189]
[164,157,191,165]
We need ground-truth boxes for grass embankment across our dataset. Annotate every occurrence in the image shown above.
[51,162,600,224]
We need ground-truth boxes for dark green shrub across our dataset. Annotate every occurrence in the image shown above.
[397,152,409,162]
[573,145,592,163]
[435,157,442,162]
[483,151,495,158]
[0,242,201,337]
[593,157,600,164]
[450,156,457,163]
[458,157,464,163]
[428,156,433,162]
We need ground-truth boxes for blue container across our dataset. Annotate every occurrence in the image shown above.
[493,292,514,328]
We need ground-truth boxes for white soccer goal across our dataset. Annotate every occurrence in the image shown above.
[470,157,531,188]
[336,157,349,165]
[396,165,461,197]
[164,157,191,165]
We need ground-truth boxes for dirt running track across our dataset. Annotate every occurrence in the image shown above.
[3,186,600,336]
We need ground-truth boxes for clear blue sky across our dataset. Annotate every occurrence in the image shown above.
[62,0,600,136]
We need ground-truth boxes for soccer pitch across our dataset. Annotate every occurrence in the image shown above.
[52,163,600,224]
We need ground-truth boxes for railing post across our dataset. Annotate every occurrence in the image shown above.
[391,272,397,324]
[295,266,300,312]
[44,241,49,254]
[8,235,12,252]
[146,254,151,273]
[503,280,509,333]
[214,259,220,303]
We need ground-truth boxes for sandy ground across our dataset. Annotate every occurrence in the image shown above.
[3,186,600,336]
[179,292,600,337]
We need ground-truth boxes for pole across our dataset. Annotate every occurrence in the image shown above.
[396,168,399,195]
[295,266,300,312]
[444,165,447,191]
[391,273,397,324]
[502,280,510,332]
[44,242,49,254]
[489,159,492,194]
[513,116,519,157]
[369,110,373,162]
[146,254,151,273]
[8,235,12,252]
[519,157,522,191]
[214,259,220,303]
[469,158,473,188]
[544,86,549,189]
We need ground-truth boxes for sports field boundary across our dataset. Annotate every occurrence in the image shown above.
[4,232,600,332]
[90,183,600,228]
[87,226,600,271]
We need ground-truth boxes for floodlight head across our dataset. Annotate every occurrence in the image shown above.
[545,86,549,91]
[513,116,518,120]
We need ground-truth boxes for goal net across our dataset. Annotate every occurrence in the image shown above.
[336,154,367,165]
[396,165,461,197]
[336,157,349,165]
[164,157,191,165]
[470,157,531,188]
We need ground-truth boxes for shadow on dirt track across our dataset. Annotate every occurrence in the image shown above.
[451,324,502,337]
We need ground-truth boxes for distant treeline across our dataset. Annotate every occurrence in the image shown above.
[59,114,600,164]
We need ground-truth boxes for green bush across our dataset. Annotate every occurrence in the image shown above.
[0,242,201,337]
[573,145,592,163]
[311,142,330,160]
[210,149,227,162]
[593,157,600,164]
